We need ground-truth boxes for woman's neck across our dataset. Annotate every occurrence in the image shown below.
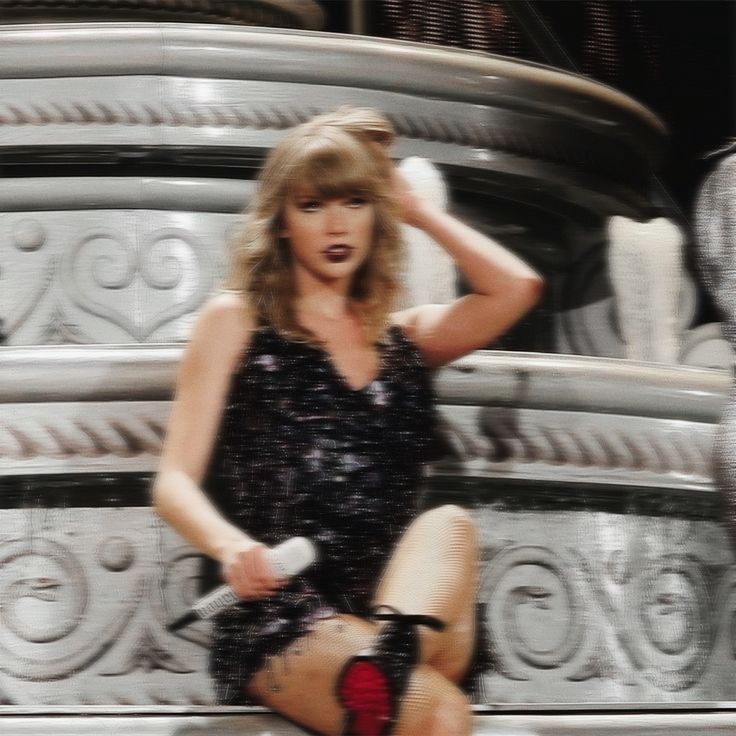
[292,264,354,321]
[295,293,353,322]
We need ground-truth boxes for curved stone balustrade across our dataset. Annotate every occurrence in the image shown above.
[0,22,664,217]
[0,345,728,410]
[0,347,734,705]
[2,22,729,712]
[0,23,670,353]
[0,347,729,480]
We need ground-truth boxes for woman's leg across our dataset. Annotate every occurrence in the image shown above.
[372,504,479,682]
[246,504,478,735]
[247,614,471,736]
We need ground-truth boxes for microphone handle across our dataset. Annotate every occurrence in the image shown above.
[167,585,240,630]
[167,537,315,632]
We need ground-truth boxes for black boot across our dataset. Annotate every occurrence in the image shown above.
[336,607,445,736]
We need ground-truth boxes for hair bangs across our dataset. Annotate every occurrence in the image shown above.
[286,133,379,202]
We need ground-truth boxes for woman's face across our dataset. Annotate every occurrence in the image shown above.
[281,187,376,289]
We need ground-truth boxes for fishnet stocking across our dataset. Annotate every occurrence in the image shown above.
[373,504,478,680]
[246,505,477,736]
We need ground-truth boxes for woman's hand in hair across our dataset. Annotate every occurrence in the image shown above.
[387,161,431,228]
[221,540,285,600]
[365,141,429,226]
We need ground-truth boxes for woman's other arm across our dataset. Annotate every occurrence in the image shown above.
[152,292,282,598]
[392,168,544,367]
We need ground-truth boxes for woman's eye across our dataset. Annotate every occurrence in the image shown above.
[298,199,321,212]
[347,197,367,208]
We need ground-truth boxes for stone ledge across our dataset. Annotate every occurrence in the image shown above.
[1,707,735,735]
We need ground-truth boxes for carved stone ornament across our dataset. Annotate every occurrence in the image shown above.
[1,346,735,705]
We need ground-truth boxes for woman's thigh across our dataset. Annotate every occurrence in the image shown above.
[246,614,470,736]
[247,614,375,735]
[373,505,479,682]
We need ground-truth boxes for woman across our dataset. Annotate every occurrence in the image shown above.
[153,107,542,736]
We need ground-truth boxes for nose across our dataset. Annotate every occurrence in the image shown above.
[325,202,348,234]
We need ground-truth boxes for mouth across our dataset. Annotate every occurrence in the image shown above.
[323,244,354,263]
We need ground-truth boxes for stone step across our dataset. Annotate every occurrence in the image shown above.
[1,707,736,735]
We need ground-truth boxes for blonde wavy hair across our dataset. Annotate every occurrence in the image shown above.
[227,107,403,344]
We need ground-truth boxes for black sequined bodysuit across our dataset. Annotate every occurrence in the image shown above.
[205,324,442,704]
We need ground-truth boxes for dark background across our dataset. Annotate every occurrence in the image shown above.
[320,0,735,224]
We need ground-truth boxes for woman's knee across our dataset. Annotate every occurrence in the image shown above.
[395,669,472,736]
[420,503,472,526]
[425,687,473,736]
[418,504,477,548]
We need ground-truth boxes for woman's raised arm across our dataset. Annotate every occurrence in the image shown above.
[391,167,544,368]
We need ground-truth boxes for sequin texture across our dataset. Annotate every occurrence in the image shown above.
[204,324,443,704]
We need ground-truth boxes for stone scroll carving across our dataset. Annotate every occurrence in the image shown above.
[0,209,232,345]
[1,505,735,704]
[0,511,212,705]
[476,510,734,702]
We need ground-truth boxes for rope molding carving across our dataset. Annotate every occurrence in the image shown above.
[0,411,167,461]
[0,101,647,188]
[0,403,714,481]
[475,411,713,478]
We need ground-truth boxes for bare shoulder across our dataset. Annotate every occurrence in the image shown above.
[390,306,418,336]
[391,305,442,333]
[390,304,444,348]
[185,291,255,375]
[391,302,486,368]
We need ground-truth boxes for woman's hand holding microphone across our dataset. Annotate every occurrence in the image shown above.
[168,537,317,631]
[221,540,286,601]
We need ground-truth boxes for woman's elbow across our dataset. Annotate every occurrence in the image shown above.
[515,273,545,312]
[151,472,174,519]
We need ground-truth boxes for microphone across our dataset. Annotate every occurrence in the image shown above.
[167,537,317,632]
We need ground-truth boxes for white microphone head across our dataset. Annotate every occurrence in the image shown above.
[266,537,317,578]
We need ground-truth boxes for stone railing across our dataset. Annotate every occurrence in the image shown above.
[0,22,669,354]
[1,345,734,708]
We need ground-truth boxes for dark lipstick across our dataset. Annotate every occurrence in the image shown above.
[324,245,352,263]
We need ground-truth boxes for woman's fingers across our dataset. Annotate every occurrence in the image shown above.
[389,165,428,227]
[224,544,287,600]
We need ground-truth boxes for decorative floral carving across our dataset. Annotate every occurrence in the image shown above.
[39,307,93,345]
[482,545,587,680]
[12,219,46,252]
[632,555,713,691]
[98,536,135,573]
[62,228,211,341]
[0,538,143,681]
[101,627,194,676]
[0,256,55,340]
[161,549,211,649]
[0,538,86,645]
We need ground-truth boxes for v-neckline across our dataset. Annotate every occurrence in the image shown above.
[314,329,393,394]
